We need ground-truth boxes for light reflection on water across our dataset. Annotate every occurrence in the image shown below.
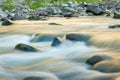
[0,35,102,80]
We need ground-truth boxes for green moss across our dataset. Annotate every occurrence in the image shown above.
[2,0,101,10]
[2,4,15,11]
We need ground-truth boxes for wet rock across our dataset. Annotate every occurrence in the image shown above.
[2,19,13,26]
[92,60,120,73]
[15,43,37,52]
[87,55,104,65]
[49,22,61,25]
[66,34,90,42]
[86,55,111,65]
[24,76,43,80]
[51,37,62,47]
[86,5,104,15]
[30,34,63,42]
[108,25,120,29]
[113,11,120,19]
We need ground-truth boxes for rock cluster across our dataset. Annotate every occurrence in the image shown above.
[1,1,120,21]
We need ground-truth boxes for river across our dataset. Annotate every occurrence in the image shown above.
[0,16,120,80]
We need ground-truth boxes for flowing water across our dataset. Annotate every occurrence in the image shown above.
[0,35,102,80]
[0,17,120,80]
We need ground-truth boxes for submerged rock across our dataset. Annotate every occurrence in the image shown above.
[66,34,90,42]
[87,55,104,65]
[49,22,61,25]
[15,43,37,52]
[2,19,13,26]
[108,25,120,29]
[92,60,120,73]
[30,34,63,42]
[51,37,62,47]
[86,55,111,65]
[24,76,43,80]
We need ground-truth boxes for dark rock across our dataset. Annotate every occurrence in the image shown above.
[87,55,112,65]
[49,22,61,25]
[51,37,62,47]
[113,11,120,19]
[30,34,63,42]
[66,34,90,42]
[24,76,43,80]
[2,19,13,26]
[86,5,104,15]
[15,43,37,52]
[108,25,120,29]
[86,55,105,65]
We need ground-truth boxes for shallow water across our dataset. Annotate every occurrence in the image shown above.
[0,35,104,80]
[0,17,120,80]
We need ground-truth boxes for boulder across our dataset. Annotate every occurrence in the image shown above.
[15,43,37,52]
[113,11,120,19]
[86,55,111,65]
[24,76,43,80]
[61,7,77,17]
[2,19,13,26]
[108,25,120,29]
[66,34,90,42]
[51,37,62,47]
[92,60,120,73]
[86,5,104,15]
